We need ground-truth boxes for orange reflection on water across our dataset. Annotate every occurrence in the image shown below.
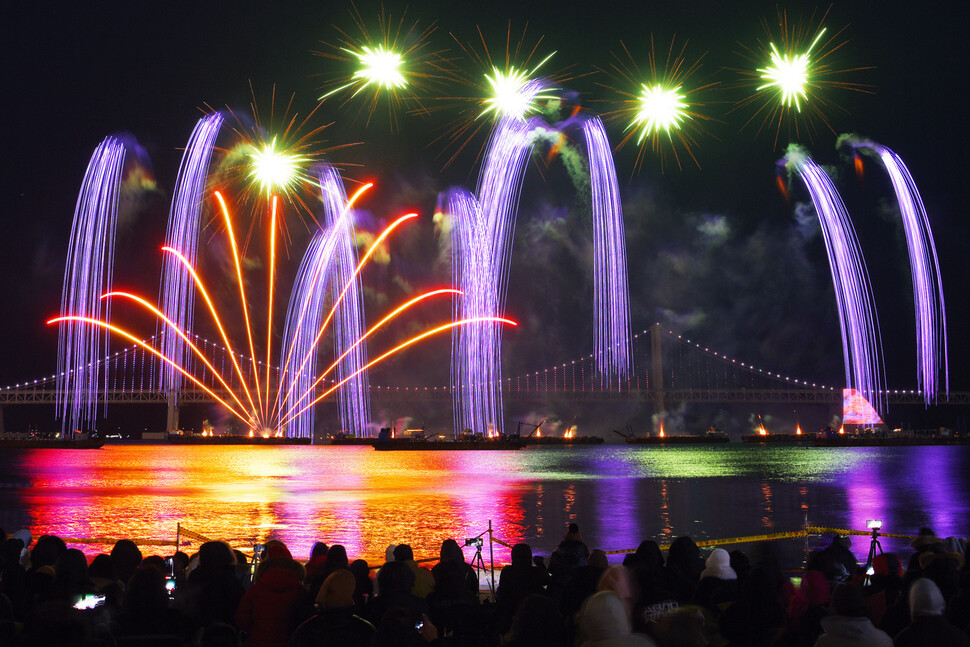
[13,445,525,564]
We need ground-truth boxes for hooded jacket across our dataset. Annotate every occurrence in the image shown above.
[577,591,657,647]
[814,615,893,647]
[893,578,970,647]
[236,565,312,647]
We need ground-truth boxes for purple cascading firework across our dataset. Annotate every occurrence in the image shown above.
[849,140,948,404]
[449,101,539,436]
[157,113,223,394]
[785,146,886,414]
[57,137,127,431]
[277,165,369,438]
[319,165,370,436]
[278,227,338,439]
[445,187,502,436]
[446,80,632,436]
[584,116,633,386]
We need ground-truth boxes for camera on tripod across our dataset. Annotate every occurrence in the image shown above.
[465,537,483,549]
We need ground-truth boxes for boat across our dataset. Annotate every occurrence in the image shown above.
[0,433,105,449]
[523,435,605,446]
[166,433,311,445]
[373,437,527,451]
[620,426,730,445]
[372,427,527,450]
[515,419,604,446]
[812,428,969,447]
[326,434,378,446]
[742,434,813,443]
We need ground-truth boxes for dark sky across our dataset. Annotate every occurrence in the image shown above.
[3,1,968,430]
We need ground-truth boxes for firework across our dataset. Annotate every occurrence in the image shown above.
[584,116,632,384]
[842,136,948,403]
[428,23,563,170]
[314,4,449,128]
[443,97,631,436]
[158,113,223,395]
[247,137,308,198]
[52,180,517,437]
[783,145,885,414]
[215,84,340,237]
[56,137,127,431]
[599,36,716,171]
[733,8,872,147]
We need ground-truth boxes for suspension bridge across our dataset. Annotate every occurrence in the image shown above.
[2,324,963,433]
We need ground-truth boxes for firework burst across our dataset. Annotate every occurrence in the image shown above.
[50,184,517,437]
[427,23,566,171]
[314,4,451,128]
[732,7,873,147]
[209,84,351,249]
[598,36,717,172]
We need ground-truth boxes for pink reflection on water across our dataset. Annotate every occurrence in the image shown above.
[14,445,524,564]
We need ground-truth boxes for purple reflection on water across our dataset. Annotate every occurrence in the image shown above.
[3,445,969,568]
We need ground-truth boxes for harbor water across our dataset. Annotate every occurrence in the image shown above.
[1,443,967,568]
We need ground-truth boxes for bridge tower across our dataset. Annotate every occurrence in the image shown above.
[650,324,666,421]
[166,390,179,432]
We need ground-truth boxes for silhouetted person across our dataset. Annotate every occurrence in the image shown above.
[894,578,970,647]
[814,583,891,647]
[109,539,142,585]
[495,543,550,634]
[292,569,376,647]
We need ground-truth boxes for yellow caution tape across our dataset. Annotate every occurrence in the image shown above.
[806,526,917,540]
[178,526,212,542]
[586,527,920,557]
[60,537,178,547]
[49,525,923,558]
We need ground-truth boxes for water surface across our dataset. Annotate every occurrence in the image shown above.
[1,443,966,567]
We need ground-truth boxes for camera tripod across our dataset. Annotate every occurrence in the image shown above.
[863,527,883,585]
[469,540,494,597]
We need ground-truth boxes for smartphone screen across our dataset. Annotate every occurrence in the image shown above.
[74,594,106,610]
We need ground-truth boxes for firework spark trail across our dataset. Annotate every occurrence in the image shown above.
[280,288,462,430]
[50,316,251,425]
[264,195,279,420]
[583,116,633,386]
[849,140,949,403]
[321,167,370,437]
[281,317,519,429]
[279,211,417,415]
[447,91,542,436]
[57,137,126,431]
[162,246,260,418]
[158,113,223,394]
[213,191,265,417]
[278,222,342,439]
[276,166,370,438]
[447,80,633,435]
[785,147,886,414]
[446,188,500,436]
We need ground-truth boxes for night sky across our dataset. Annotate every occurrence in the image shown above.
[3,1,968,434]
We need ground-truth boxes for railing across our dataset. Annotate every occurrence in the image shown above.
[2,386,967,405]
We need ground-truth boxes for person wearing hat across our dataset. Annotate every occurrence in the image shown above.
[815,583,892,647]
[893,578,970,647]
[236,541,313,647]
[807,535,858,583]
[907,526,945,574]
[291,569,376,647]
[692,548,740,615]
[576,590,656,647]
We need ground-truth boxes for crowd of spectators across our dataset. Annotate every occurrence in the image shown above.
[1,523,968,646]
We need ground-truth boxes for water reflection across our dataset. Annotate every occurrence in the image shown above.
[1,444,968,567]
